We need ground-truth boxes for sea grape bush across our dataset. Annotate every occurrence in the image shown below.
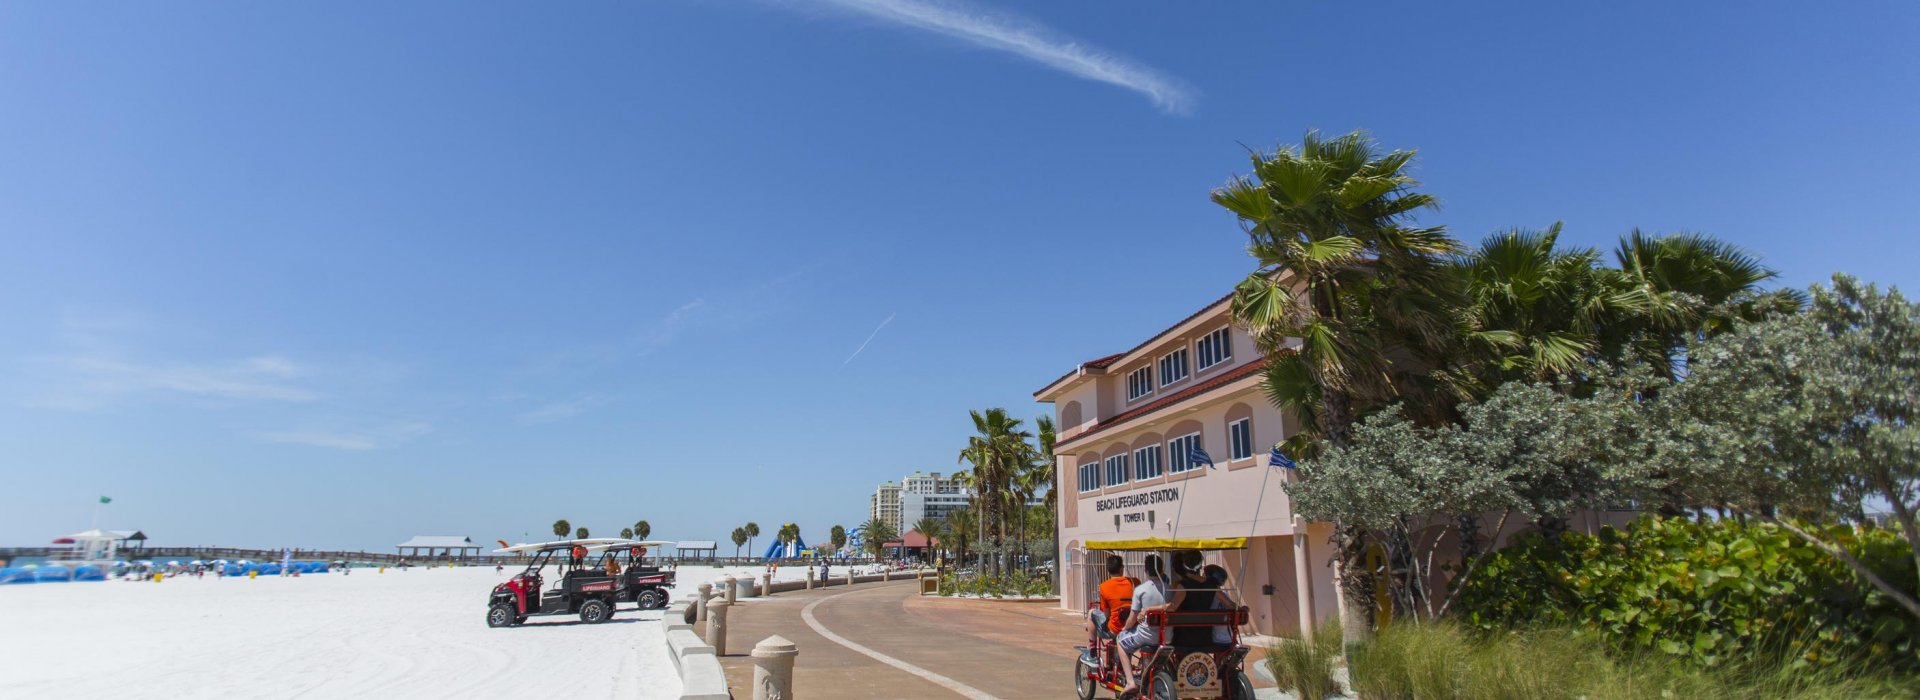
[1452,517,1917,671]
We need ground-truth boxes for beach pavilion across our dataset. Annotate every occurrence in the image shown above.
[673,541,717,563]
[395,535,481,560]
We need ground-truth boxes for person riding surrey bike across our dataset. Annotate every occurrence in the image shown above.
[1143,551,1232,648]
[1087,554,1134,642]
[1115,554,1166,696]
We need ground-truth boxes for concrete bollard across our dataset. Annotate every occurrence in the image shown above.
[725,577,738,605]
[751,635,799,700]
[845,570,854,586]
[805,570,814,590]
[761,573,772,597]
[697,582,713,622]
[882,569,890,582]
[707,596,731,657]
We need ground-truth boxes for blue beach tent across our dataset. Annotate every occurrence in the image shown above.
[34,566,72,582]
[0,567,32,584]
[72,565,105,581]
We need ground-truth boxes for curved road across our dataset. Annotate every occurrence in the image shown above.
[717,580,1085,699]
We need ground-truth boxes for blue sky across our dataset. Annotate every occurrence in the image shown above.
[2,1,1915,551]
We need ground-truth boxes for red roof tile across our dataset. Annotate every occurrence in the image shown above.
[1053,355,1278,450]
[1034,291,1236,399]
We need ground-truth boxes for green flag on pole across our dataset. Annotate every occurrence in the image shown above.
[100,496,111,504]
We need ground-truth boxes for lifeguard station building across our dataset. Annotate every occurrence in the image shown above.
[1036,293,1341,638]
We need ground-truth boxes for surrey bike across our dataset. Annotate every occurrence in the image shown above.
[1074,537,1255,700]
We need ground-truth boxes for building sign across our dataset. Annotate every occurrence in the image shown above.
[1094,487,1180,525]
[1094,487,1180,512]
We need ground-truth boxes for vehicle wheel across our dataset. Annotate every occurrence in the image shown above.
[636,588,666,610]
[578,598,611,624]
[487,604,516,628]
[1147,671,1176,700]
[1072,657,1097,700]
[1227,671,1254,699]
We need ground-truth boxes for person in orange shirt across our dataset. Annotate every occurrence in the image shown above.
[1087,555,1134,640]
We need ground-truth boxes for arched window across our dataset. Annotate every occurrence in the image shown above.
[1166,419,1207,473]
[1225,403,1256,462]
[1130,433,1165,481]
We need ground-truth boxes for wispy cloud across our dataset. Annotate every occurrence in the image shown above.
[517,396,611,425]
[840,312,897,368]
[258,422,431,451]
[27,355,320,408]
[13,308,322,409]
[802,0,1195,114]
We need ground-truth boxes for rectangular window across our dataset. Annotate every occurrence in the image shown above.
[1127,366,1153,401]
[1105,454,1131,486]
[1229,418,1253,461]
[1168,432,1204,473]
[1079,462,1100,492]
[1159,349,1190,387]
[1133,445,1163,481]
[1197,327,1233,370]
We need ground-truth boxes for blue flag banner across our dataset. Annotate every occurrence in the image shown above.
[1189,446,1215,470]
[1269,445,1296,470]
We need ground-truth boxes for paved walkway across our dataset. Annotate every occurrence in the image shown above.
[717,580,1087,699]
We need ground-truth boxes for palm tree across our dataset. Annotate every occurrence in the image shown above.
[775,523,800,558]
[633,520,651,540]
[743,522,761,558]
[910,516,943,561]
[830,524,847,552]
[1455,223,1624,386]
[575,527,589,539]
[620,527,634,539]
[1212,129,1459,642]
[958,408,1032,576]
[1605,230,1793,381]
[730,527,748,559]
[859,517,896,561]
[1034,415,1059,589]
[944,507,976,569]
[552,519,571,539]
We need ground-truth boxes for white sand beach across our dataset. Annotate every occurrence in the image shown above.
[0,563,818,699]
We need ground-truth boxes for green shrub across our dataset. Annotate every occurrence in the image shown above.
[1452,516,1917,671]
[1266,621,1344,700]
[936,570,1051,598]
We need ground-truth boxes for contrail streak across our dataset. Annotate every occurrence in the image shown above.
[841,312,897,368]
[811,0,1195,114]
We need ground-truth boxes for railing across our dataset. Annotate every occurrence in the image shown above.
[0,547,887,568]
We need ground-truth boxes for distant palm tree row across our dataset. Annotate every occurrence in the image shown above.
[548,518,650,542]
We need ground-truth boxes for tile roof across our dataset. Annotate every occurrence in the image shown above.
[1053,354,1277,450]
[1034,291,1235,398]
